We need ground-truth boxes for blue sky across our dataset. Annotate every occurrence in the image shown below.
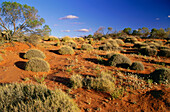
[0,0,170,37]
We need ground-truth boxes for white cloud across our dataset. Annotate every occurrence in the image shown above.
[156,18,160,20]
[75,29,90,32]
[168,15,170,18]
[59,15,79,20]
[61,30,71,32]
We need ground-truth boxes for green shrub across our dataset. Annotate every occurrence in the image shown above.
[140,47,157,56]
[83,72,115,93]
[99,42,123,51]
[24,49,46,59]
[25,57,50,72]
[49,37,59,41]
[81,44,93,50]
[158,49,170,57]
[150,68,170,84]
[70,74,84,89]
[108,53,132,68]
[125,37,138,43]
[0,55,3,62]
[25,34,41,46]
[107,39,119,47]
[60,41,77,49]
[0,83,80,112]
[130,61,144,71]
[115,39,124,46]
[58,46,75,55]
[61,36,73,42]
[76,37,84,42]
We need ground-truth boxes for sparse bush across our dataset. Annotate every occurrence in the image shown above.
[107,39,119,47]
[91,77,115,93]
[106,52,116,59]
[43,36,50,41]
[0,55,3,62]
[99,42,123,51]
[61,36,73,42]
[24,49,46,59]
[25,34,41,46]
[150,68,170,84]
[70,74,84,89]
[115,39,124,46]
[60,41,77,49]
[0,83,80,112]
[58,46,75,55]
[108,53,132,68]
[81,44,93,50]
[76,37,84,42]
[158,49,170,57]
[124,37,138,43]
[140,47,157,56]
[25,57,50,72]
[84,72,115,93]
[49,37,59,41]
[130,61,144,71]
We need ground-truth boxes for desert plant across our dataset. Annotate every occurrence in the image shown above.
[133,42,149,48]
[124,37,138,43]
[158,49,170,57]
[58,46,75,55]
[61,36,73,42]
[76,37,84,42]
[108,53,132,68]
[25,34,41,46]
[81,44,93,50]
[49,37,59,41]
[25,57,50,72]
[70,74,84,89]
[0,83,80,112]
[150,68,170,84]
[107,39,119,47]
[130,61,144,71]
[33,74,47,84]
[60,41,77,49]
[140,47,157,56]
[115,39,124,46]
[0,55,3,62]
[24,49,46,59]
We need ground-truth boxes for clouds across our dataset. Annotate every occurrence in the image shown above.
[60,29,90,33]
[156,18,160,20]
[168,15,170,18]
[75,29,90,32]
[61,30,71,32]
[59,15,79,20]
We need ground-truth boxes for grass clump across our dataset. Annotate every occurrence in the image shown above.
[70,74,84,89]
[115,39,125,46]
[24,49,46,59]
[81,44,93,50]
[140,47,157,56]
[124,37,138,43]
[130,61,144,71]
[0,83,80,112]
[150,68,170,84]
[58,46,75,55]
[60,41,77,49]
[0,55,3,62]
[108,53,132,68]
[25,57,50,72]
[61,36,73,42]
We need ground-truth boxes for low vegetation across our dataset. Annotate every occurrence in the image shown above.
[25,57,50,72]
[58,46,75,55]
[0,83,80,112]
[24,49,46,59]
